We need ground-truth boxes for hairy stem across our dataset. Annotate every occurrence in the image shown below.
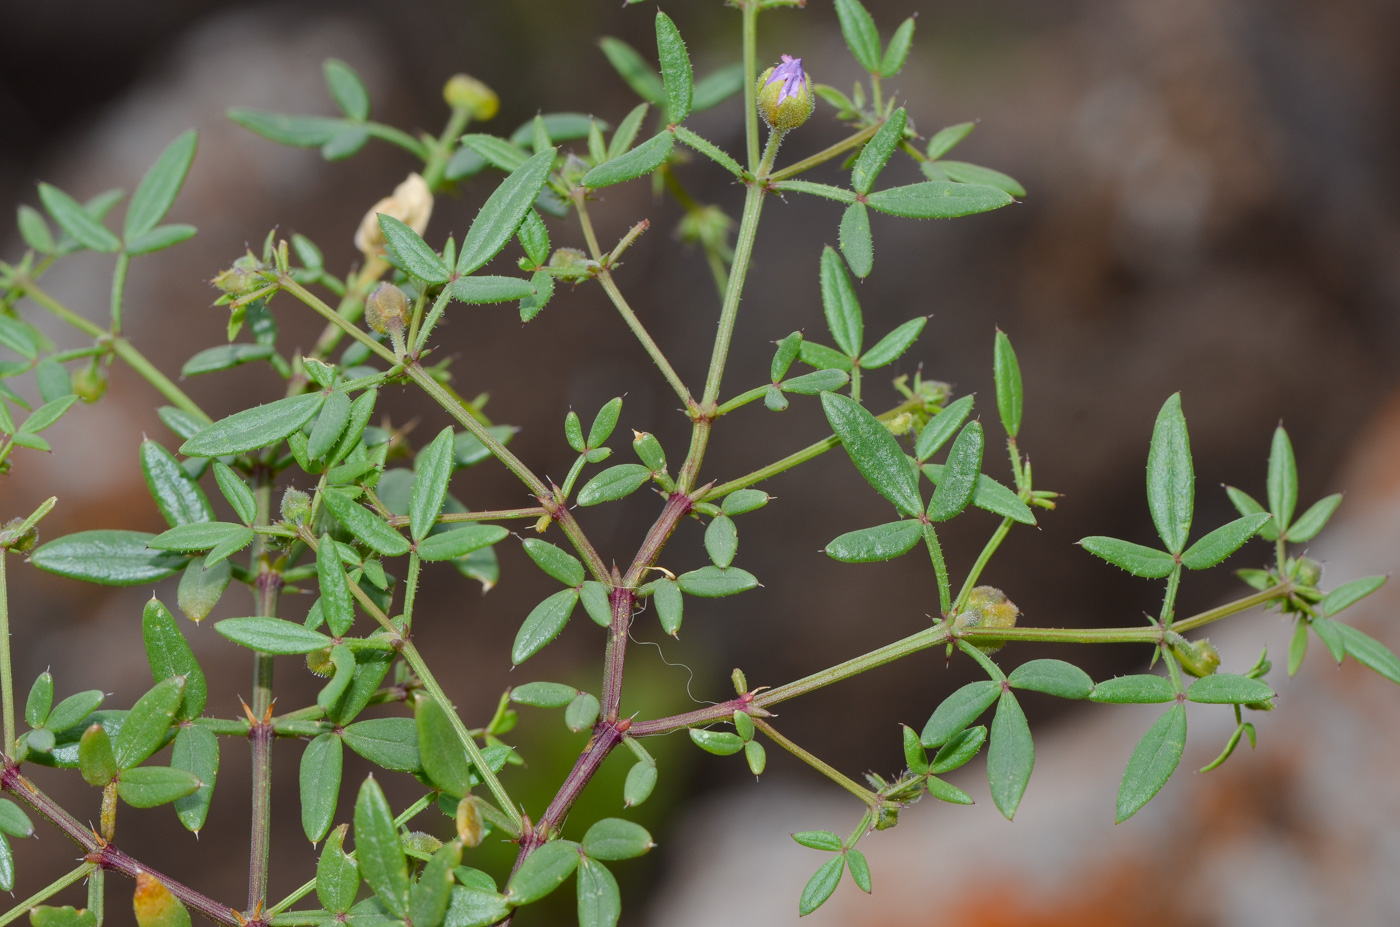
[0,555,11,758]
[0,861,92,926]
[753,718,884,809]
[246,472,281,914]
[109,252,128,335]
[768,123,882,182]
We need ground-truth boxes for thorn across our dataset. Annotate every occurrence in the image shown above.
[240,700,258,726]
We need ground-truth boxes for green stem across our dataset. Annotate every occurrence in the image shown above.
[768,123,882,182]
[922,522,951,616]
[742,2,760,171]
[956,638,1006,680]
[715,385,769,416]
[364,123,430,160]
[0,554,11,758]
[266,792,434,917]
[109,252,129,335]
[0,862,95,927]
[699,393,925,499]
[402,553,421,628]
[246,473,280,914]
[952,517,1013,613]
[280,276,399,368]
[1160,564,1182,628]
[422,107,472,191]
[88,867,104,926]
[752,718,884,809]
[411,288,453,355]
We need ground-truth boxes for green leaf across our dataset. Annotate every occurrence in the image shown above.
[916,395,974,461]
[583,131,674,188]
[511,682,579,709]
[926,422,983,521]
[606,104,651,162]
[416,525,508,561]
[821,391,922,517]
[879,16,916,76]
[1323,575,1387,616]
[20,395,78,434]
[721,490,769,516]
[1008,659,1093,699]
[148,522,251,553]
[744,739,767,775]
[38,183,120,252]
[457,149,556,275]
[819,246,863,356]
[450,275,536,304]
[1285,493,1342,543]
[565,692,600,733]
[990,329,1025,438]
[773,180,858,204]
[300,733,343,843]
[117,766,201,808]
[323,490,409,557]
[791,830,842,851]
[587,397,623,448]
[920,680,1000,747]
[781,369,850,395]
[1267,425,1298,533]
[653,579,682,636]
[177,559,231,624]
[9,433,50,452]
[1311,616,1346,662]
[655,12,692,123]
[308,390,352,461]
[215,617,332,655]
[228,109,344,147]
[799,855,844,917]
[377,215,447,284]
[577,464,652,506]
[1338,624,1400,685]
[212,462,256,525]
[317,825,360,914]
[577,580,610,627]
[866,181,1012,219]
[825,519,922,562]
[675,565,758,597]
[0,801,30,839]
[181,393,324,457]
[44,690,104,734]
[317,645,356,714]
[324,59,370,121]
[512,589,579,664]
[459,134,528,172]
[1089,674,1175,704]
[17,205,55,253]
[408,427,455,543]
[444,885,509,927]
[986,689,1033,819]
[1186,674,1275,704]
[1116,704,1186,822]
[838,203,873,278]
[125,131,197,240]
[923,466,1036,525]
[182,345,277,379]
[354,776,410,917]
[416,695,472,798]
[689,729,744,756]
[506,840,580,906]
[1223,485,1278,541]
[1288,617,1309,676]
[1146,393,1194,554]
[342,718,420,772]
[142,598,206,720]
[576,857,621,927]
[929,725,987,773]
[852,108,906,195]
[327,649,393,726]
[316,535,355,637]
[704,515,738,568]
[158,407,208,442]
[599,34,664,101]
[581,818,653,860]
[509,114,602,147]
[861,317,926,369]
[834,0,881,71]
[78,725,118,786]
[936,161,1026,197]
[1180,514,1272,569]
[523,538,586,587]
[0,316,39,360]
[114,676,185,769]
[624,762,657,808]
[126,222,198,255]
[170,725,217,833]
[24,672,51,729]
[410,842,461,927]
[1078,537,1177,578]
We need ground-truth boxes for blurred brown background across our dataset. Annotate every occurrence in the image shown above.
[2,0,1398,923]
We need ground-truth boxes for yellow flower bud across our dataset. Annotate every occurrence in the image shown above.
[443,74,499,121]
[354,173,433,258]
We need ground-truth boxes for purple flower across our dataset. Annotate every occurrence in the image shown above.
[764,55,808,104]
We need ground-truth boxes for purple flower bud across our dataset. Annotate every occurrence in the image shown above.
[756,55,815,131]
[764,55,809,104]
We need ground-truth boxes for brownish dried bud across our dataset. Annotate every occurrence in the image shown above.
[365,283,409,335]
[953,586,1020,653]
[455,795,484,847]
[354,173,433,258]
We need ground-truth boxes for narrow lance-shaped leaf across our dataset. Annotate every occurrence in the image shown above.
[377,215,447,284]
[317,825,360,914]
[118,767,202,808]
[354,776,410,917]
[457,148,556,275]
[39,183,121,252]
[411,427,455,542]
[1180,513,1272,570]
[582,132,674,188]
[141,598,207,720]
[1078,536,1177,578]
[839,203,873,278]
[140,440,214,528]
[825,520,922,563]
[987,689,1034,820]
[1116,704,1187,822]
[180,393,324,458]
[1268,425,1298,532]
[415,693,473,799]
[324,59,370,121]
[799,856,845,917]
[170,725,217,832]
[655,11,693,123]
[1146,393,1194,554]
[125,130,198,240]
[317,534,354,638]
[834,0,881,72]
[927,421,983,521]
[512,589,579,664]
[300,733,343,844]
[820,246,863,357]
[322,490,410,557]
[993,330,1023,438]
[113,676,186,769]
[821,392,922,517]
[851,108,906,195]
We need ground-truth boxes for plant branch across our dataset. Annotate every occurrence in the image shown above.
[0,861,94,927]
[752,718,884,809]
[768,122,882,182]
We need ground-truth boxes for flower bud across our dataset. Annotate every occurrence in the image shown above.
[548,247,593,282]
[210,253,265,297]
[0,517,37,553]
[365,283,409,335]
[1290,556,1323,588]
[884,412,914,436]
[354,173,433,258]
[756,55,814,131]
[455,795,484,847]
[280,488,311,526]
[1171,637,1221,678]
[72,359,108,403]
[952,586,1019,652]
[443,74,499,121]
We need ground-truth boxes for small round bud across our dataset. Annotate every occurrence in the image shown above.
[756,55,814,131]
[280,488,311,526]
[0,517,38,553]
[885,412,915,436]
[443,74,499,121]
[306,647,335,677]
[548,247,593,282]
[732,667,749,695]
[875,805,900,830]
[365,283,409,335]
[455,795,484,847]
[354,173,433,258]
[1171,638,1221,678]
[72,359,108,403]
[402,831,443,857]
[1291,556,1323,588]
[952,586,1020,652]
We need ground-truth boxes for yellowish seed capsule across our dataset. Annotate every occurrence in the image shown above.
[443,74,500,121]
[952,586,1019,653]
[1171,638,1221,678]
[456,795,484,847]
